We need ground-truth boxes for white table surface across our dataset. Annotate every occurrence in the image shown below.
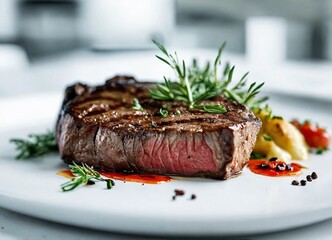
[1,49,332,240]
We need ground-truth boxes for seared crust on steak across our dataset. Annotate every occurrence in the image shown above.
[56,76,261,179]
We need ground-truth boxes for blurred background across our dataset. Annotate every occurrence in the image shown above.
[2,0,332,60]
[1,0,332,99]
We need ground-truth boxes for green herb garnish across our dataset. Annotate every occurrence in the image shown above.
[255,104,282,120]
[61,162,114,192]
[192,104,227,114]
[175,109,181,116]
[263,134,272,142]
[250,153,266,159]
[159,108,169,118]
[132,98,144,111]
[316,147,329,155]
[10,131,58,159]
[149,40,267,114]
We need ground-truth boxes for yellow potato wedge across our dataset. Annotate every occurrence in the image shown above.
[264,118,309,160]
[253,110,309,160]
[254,130,292,161]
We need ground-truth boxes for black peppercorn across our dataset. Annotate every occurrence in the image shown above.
[174,189,185,196]
[291,180,299,186]
[276,163,286,171]
[300,180,307,186]
[306,175,312,182]
[311,172,318,179]
[259,163,269,169]
[285,164,293,171]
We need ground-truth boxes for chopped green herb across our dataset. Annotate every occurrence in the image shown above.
[316,147,329,155]
[255,104,282,120]
[175,109,181,116]
[162,104,171,110]
[132,98,144,111]
[159,108,169,118]
[10,131,58,159]
[263,134,272,141]
[250,153,266,159]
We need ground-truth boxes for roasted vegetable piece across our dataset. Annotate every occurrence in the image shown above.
[253,111,309,160]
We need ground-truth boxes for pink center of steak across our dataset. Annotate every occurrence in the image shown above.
[137,137,217,174]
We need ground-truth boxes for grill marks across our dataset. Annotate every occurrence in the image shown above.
[69,92,250,132]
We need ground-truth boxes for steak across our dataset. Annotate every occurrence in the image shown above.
[56,76,261,179]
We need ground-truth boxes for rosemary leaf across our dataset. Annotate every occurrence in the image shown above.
[193,104,227,114]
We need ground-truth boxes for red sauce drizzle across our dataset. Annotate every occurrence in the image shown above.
[57,170,171,184]
[100,171,171,184]
[248,159,305,177]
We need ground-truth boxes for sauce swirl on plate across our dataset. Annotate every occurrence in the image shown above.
[57,170,171,184]
[248,158,304,177]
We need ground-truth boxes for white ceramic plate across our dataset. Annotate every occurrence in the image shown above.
[0,92,331,236]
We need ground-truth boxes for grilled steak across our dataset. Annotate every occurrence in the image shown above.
[56,76,261,179]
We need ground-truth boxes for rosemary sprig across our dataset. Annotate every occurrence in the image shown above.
[150,40,225,113]
[10,130,58,159]
[61,162,114,192]
[150,40,267,113]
